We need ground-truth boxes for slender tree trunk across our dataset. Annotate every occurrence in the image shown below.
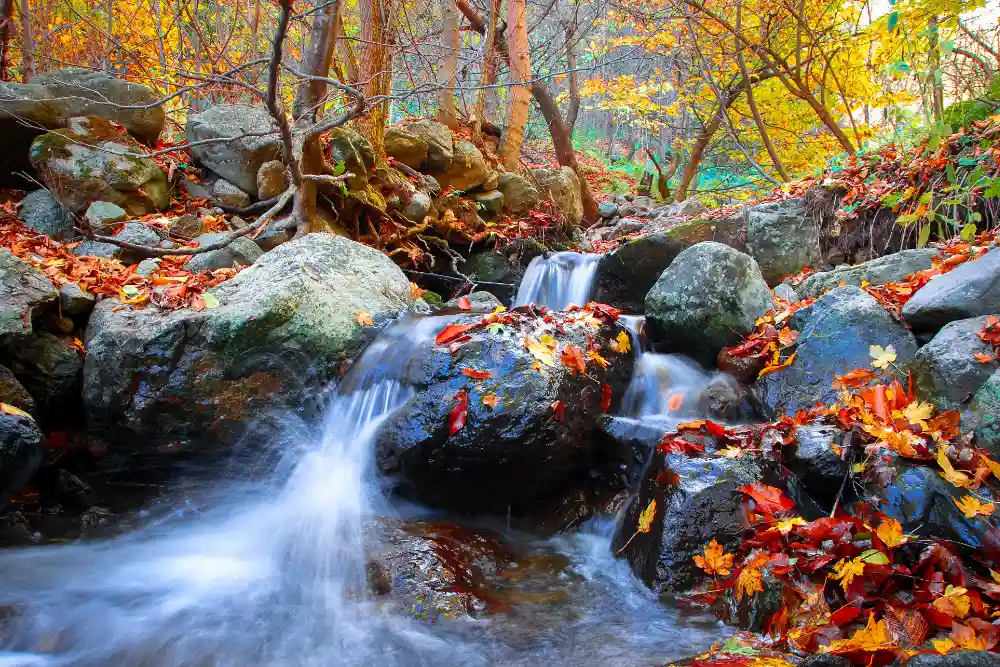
[356,0,394,161]
[18,0,35,80]
[0,0,15,80]
[563,18,580,132]
[675,112,724,202]
[293,0,340,121]
[337,7,359,84]
[532,82,598,226]
[500,0,530,170]
[929,15,944,124]
[472,0,500,138]
[436,0,459,128]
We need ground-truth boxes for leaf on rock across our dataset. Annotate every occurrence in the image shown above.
[954,495,995,519]
[526,337,557,367]
[437,323,476,344]
[875,517,910,548]
[482,393,499,409]
[823,613,896,654]
[587,350,610,368]
[0,403,32,420]
[778,327,799,347]
[736,552,769,600]
[638,498,656,533]
[551,400,565,422]
[870,344,897,370]
[611,330,631,354]
[938,445,974,488]
[693,539,734,576]
[461,368,492,380]
[932,585,971,619]
[601,383,612,413]
[561,344,587,374]
[901,401,934,429]
[355,310,374,326]
[456,296,472,310]
[830,557,865,591]
[739,483,795,514]
[448,390,468,435]
[758,352,796,377]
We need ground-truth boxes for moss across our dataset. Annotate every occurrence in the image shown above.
[421,291,443,305]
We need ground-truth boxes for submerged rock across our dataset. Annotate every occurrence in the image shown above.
[375,310,635,514]
[83,234,413,461]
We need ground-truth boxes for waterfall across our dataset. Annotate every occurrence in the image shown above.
[513,252,600,310]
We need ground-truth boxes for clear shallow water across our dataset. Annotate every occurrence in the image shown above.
[0,315,721,667]
[513,252,600,310]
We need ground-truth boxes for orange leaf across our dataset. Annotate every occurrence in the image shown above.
[461,368,492,380]
[436,323,475,344]
[355,311,374,326]
[551,400,565,421]
[456,296,472,310]
[482,393,499,409]
[693,539,734,576]
[561,344,587,374]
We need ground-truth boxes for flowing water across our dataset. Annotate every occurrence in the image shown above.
[0,278,726,667]
[513,252,600,310]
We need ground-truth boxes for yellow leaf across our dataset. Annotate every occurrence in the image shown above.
[901,400,935,429]
[0,403,32,420]
[638,499,657,533]
[955,495,995,519]
[735,552,768,600]
[587,350,610,368]
[778,327,799,347]
[938,445,973,488]
[931,638,956,655]
[525,338,556,367]
[482,393,499,409]
[875,517,910,548]
[356,311,374,326]
[611,330,631,354]
[776,516,806,535]
[822,614,895,654]
[693,539,734,576]
[830,557,865,591]
[870,344,897,369]
[932,585,971,619]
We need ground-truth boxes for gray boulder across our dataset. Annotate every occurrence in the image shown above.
[442,291,502,313]
[135,258,160,277]
[773,283,798,302]
[796,249,938,298]
[114,223,161,265]
[971,370,1000,453]
[327,126,375,190]
[2,332,83,416]
[0,364,35,414]
[401,192,433,223]
[435,140,489,192]
[384,125,429,170]
[184,232,263,272]
[755,286,918,417]
[83,234,413,458]
[187,104,283,197]
[84,201,128,235]
[71,240,118,259]
[0,251,57,345]
[497,172,540,215]
[618,196,656,218]
[902,247,1000,331]
[375,311,634,513]
[19,189,73,241]
[598,200,618,219]
[29,116,169,216]
[256,160,288,200]
[652,213,747,251]
[531,167,583,227]
[211,179,252,209]
[0,412,44,509]
[746,198,822,285]
[905,653,1000,667]
[400,119,453,172]
[645,242,774,365]
[911,315,998,424]
[58,283,95,318]
[787,424,850,509]
[474,190,504,215]
[169,214,206,239]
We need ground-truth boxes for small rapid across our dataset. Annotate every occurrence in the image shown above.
[513,252,600,310]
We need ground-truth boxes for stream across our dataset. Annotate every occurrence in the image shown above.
[0,253,727,667]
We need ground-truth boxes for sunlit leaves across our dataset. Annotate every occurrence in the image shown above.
[611,330,631,354]
[448,390,468,435]
[694,539,734,576]
[869,344,897,369]
[735,552,769,600]
[830,557,865,591]
[875,517,910,548]
[932,585,971,619]
[954,495,995,519]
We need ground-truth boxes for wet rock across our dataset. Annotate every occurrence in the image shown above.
[58,283,95,318]
[464,250,520,286]
[787,423,850,509]
[594,232,693,313]
[746,198,822,285]
[0,68,164,189]
[19,189,73,241]
[184,233,262,272]
[30,116,170,217]
[384,125,429,169]
[905,652,1000,667]
[797,656,852,667]
[3,331,83,417]
[71,240,118,259]
[375,312,635,514]
[327,126,375,190]
[169,213,206,239]
[474,190,504,215]
[256,160,288,200]
[608,219,646,240]
[796,249,938,299]
[211,179,252,210]
[84,201,128,235]
[435,140,489,192]
[187,104,283,197]
[531,167,583,227]
[901,248,1000,332]
[401,119,454,172]
[773,283,798,302]
[971,370,1000,453]
[0,250,57,345]
[497,172,540,215]
[598,200,618,219]
[83,234,413,459]
[911,315,998,423]
[0,364,35,414]
[114,223,160,265]
[613,450,766,595]
[402,192,433,223]
[0,412,45,509]
[443,291,502,313]
[645,242,774,365]
[755,286,917,418]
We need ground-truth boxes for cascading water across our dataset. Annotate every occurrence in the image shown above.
[513,252,600,310]
[0,314,719,667]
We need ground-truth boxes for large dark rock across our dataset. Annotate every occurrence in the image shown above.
[787,423,850,510]
[905,652,1000,667]
[645,242,773,365]
[1,332,83,418]
[594,233,688,313]
[795,249,938,298]
[19,190,73,241]
[0,412,44,509]
[970,370,1000,453]
[654,212,748,251]
[901,248,1000,332]
[0,364,35,415]
[755,286,917,417]
[911,315,998,424]
[613,450,764,596]
[29,116,169,216]
[375,311,635,514]
[0,68,164,189]
[0,250,57,345]
[187,104,283,197]
[746,197,823,285]
[83,234,413,460]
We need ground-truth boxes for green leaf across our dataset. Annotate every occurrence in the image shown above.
[917,223,931,248]
[918,191,933,205]
[860,549,890,565]
[332,160,347,176]
[959,158,979,167]
[485,323,505,335]
[946,162,957,185]
[972,212,983,223]
[122,285,139,296]
[941,40,953,58]
[887,11,899,30]
[961,223,977,241]
[721,638,760,656]
[896,213,919,225]
[202,293,220,309]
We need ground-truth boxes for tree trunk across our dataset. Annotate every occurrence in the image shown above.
[436,0,459,128]
[472,0,500,138]
[293,0,340,122]
[500,0,530,170]
[356,0,394,161]
[675,113,723,202]
[563,18,580,132]
[929,15,945,124]
[18,0,34,81]
[0,0,15,80]
[532,82,599,226]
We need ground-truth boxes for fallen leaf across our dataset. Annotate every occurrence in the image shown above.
[736,552,769,600]
[667,393,685,411]
[356,311,374,326]
[830,557,865,591]
[870,344,897,369]
[587,350,610,368]
[551,400,565,421]
[823,613,896,653]
[561,344,587,374]
[638,498,657,533]
[526,337,556,367]
[776,517,806,535]
[778,327,799,347]
[938,445,974,488]
[955,495,995,519]
[694,539,734,576]
[611,330,631,354]
[448,390,468,436]
[758,352,796,377]
[875,517,910,548]
[0,403,32,420]
[461,368,492,380]
[932,585,971,619]
[482,393,499,409]
[739,483,795,514]
[601,383,612,413]
[901,400,934,429]
[437,323,476,344]
[975,352,998,364]
[456,296,472,310]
